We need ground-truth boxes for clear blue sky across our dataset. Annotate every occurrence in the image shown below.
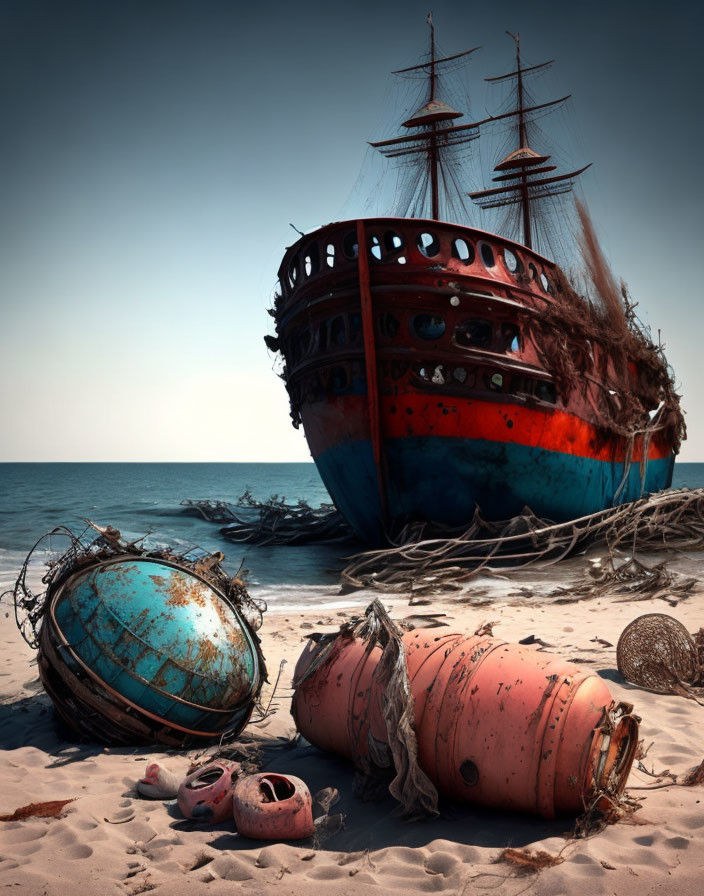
[1,0,701,461]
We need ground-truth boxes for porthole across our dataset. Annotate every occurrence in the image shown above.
[479,242,495,268]
[503,248,521,274]
[430,364,447,385]
[455,319,492,349]
[486,372,504,392]
[325,243,335,268]
[460,759,479,787]
[370,235,382,261]
[528,263,538,281]
[416,231,440,258]
[414,363,448,385]
[501,323,520,353]
[304,245,319,277]
[412,313,446,340]
[378,312,400,340]
[510,375,531,396]
[452,238,475,264]
[398,256,407,264]
[540,272,551,293]
[342,231,358,259]
[453,367,467,384]
[384,230,404,253]
[330,316,346,346]
[288,260,299,287]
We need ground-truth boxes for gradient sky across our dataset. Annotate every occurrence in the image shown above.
[1,0,702,462]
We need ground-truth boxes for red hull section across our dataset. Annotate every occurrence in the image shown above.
[272,217,679,542]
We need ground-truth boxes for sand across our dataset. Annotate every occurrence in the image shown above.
[2,552,704,896]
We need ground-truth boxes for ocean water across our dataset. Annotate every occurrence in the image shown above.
[1,462,703,608]
[0,463,346,611]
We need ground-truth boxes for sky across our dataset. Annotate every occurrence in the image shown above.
[0,0,702,462]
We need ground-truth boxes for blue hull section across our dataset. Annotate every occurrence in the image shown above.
[315,436,675,544]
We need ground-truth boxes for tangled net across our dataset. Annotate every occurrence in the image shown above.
[340,488,704,595]
[292,599,439,819]
[182,491,352,546]
[617,614,702,697]
[5,522,266,650]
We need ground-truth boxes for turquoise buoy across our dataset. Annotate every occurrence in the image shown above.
[41,556,263,744]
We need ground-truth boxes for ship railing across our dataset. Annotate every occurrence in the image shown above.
[276,217,559,308]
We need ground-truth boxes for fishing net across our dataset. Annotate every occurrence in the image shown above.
[182,491,352,546]
[616,614,699,695]
[293,600,439,819]
[340,488,704,595]
[5,522,266,650]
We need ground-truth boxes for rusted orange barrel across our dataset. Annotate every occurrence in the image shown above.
[292,629,638,818]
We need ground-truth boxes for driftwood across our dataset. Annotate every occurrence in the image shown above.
[182,487,704,599]
[182,491,353,546]
[340,488,704,595]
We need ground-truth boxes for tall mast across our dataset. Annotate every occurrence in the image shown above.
[469,35,591,254]
[370,17,481,221]
[428,14,439,219]
[510,31,532,248]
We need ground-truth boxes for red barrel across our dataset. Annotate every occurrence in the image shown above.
[292,629,638,818]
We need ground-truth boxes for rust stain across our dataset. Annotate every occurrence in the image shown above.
[165,572,207,608]
[149,575,166,587]
[194,638,221,668]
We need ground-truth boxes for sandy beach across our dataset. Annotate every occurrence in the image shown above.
[2,552,703,896]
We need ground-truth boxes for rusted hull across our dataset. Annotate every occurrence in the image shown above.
[292,628,639,818]
[274,217,678,544]
[307,395,674,543]
[39,557,263,746]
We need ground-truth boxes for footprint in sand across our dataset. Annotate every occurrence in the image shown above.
[60,844,93,860]
[10,840,43,858]
[0,859,20,872]
[680,812,704,829]
[665,836,690,849]
[46,827,78,847]
[1,824,49,845]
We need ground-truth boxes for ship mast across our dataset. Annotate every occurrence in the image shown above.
[512,32,532,248]
[469,32,591,251]
[370,15,481,221]
[428,16,439,219]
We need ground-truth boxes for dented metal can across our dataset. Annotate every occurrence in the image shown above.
[232,773,315,840]
[39,556,263,746]
[292,628,638,818]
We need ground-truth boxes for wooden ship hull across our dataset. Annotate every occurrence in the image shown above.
[275,217,676,544]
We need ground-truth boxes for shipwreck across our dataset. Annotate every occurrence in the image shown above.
[267,22,684,544]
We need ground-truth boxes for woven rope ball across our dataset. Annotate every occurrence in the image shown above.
[617,613,698,693]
